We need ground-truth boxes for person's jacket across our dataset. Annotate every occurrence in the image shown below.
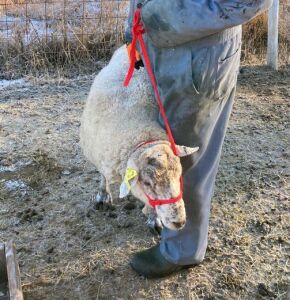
[126,0,273,48]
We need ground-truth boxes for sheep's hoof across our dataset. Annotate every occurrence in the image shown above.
[94,190,113,211]
[146,215,163,236]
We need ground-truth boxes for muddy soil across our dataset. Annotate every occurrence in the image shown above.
[0,66,289,300]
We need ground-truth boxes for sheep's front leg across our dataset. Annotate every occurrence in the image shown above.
[95,173,113,209]
[142,205,163,235]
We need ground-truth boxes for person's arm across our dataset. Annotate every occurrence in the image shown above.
[141,0,273,48]
[125,0,136,43]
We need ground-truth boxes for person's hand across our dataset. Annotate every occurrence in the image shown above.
[127,43,144,70]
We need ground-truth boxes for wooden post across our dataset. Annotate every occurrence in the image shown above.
[5,241,23,300]
[267,0,279,70]
[0,243,7,282]
[0,242,8,300]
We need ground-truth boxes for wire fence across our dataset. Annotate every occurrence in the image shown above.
[0,0,129,77]
[0,1,289,78]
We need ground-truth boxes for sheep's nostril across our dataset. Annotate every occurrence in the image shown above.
[172,221,185,229]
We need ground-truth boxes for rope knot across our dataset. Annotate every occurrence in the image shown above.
[133,23,145,36]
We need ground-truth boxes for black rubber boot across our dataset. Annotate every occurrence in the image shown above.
[130,245,192,278]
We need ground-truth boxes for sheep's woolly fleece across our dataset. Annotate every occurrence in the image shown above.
[80,45,168,183]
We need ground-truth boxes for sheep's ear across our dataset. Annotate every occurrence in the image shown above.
[119,181,130,198]
[119,167,138,198]
[176,145,199,157]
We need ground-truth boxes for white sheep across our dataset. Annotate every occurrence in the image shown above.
[80,45,198,231]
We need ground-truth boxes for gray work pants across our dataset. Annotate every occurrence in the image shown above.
[145,29,242,265]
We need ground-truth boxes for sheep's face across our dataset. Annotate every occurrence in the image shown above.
[137,145,185,230]
[120,143,199,231]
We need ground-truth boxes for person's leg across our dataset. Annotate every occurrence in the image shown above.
[158,35,242,265]
[160,87,236,264]
[131,32,242,277]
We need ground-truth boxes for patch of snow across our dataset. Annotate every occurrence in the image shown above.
[62,170,71,176]
[0,6,128,45]
[86,2,101,14]
[0,16,54,44]
[28,18,54,39]
[4,180,27,191]
[0,78,26,89]
[0,160,33,173]
[0,165,17,173]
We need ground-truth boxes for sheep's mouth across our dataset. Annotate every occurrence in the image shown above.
[161,218,186,231]
[172,221,186,230]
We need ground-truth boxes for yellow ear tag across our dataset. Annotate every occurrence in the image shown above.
[124,167,138,190]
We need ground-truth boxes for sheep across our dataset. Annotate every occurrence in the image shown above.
[80,45,199,231]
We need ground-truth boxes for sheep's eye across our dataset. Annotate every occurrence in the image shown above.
[143,181,151,187]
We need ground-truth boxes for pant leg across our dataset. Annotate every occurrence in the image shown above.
[147,33,242,265]
[161,87,237,264]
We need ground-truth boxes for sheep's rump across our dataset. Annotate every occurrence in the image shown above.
[80,45,168,183]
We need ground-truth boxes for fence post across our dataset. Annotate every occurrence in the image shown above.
[267,0,279,70]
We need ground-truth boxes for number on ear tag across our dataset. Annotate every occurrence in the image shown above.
[124,167,138,190]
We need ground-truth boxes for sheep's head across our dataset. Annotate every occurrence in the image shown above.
[120,142,199,231]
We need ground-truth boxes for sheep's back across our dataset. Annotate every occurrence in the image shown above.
[80,46,168,183]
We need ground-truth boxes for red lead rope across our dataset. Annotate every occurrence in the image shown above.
[123,7,178,156]
[123,7,183,208]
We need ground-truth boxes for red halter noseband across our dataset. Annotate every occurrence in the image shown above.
[146,178,183,208]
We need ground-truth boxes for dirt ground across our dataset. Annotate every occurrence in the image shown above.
[0,65,289,300]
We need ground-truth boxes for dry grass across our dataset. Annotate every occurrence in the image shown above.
[242,0,290,64]
[0,1,289,78]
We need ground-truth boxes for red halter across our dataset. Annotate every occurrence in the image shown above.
[133,141,183,208]
[124,6,184,208]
